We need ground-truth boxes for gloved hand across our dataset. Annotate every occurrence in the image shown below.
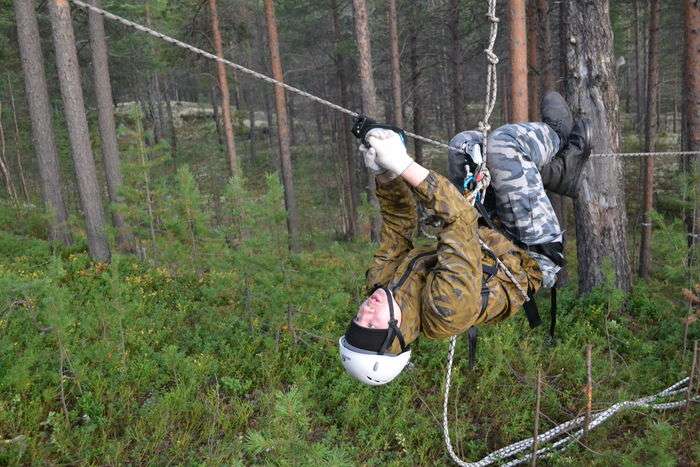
[360,144,399,181]
[366,128,414,176]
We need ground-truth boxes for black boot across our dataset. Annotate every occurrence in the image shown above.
[541,91,573,145]
[540,118,592,198]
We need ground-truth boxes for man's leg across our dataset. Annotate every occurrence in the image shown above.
[539,118,593,198]
[486,122,563,287]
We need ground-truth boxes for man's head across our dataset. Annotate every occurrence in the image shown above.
[353,287,401,331]
[338,286,411,385]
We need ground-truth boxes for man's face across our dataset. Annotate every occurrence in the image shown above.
[354,288,401,329]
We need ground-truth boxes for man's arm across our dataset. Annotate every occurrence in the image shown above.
[367,133,482,338]
[408,169,482,338]
[365,177,417,290]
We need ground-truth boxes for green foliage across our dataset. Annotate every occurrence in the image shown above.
[0,196,697,465]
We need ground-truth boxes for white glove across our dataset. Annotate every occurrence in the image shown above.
[360,144,399,180]
[366,128,414,176]
[359,144,383,174]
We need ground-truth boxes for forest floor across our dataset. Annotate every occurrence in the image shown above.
[0,121,698,465]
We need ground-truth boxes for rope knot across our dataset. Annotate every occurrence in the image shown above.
[477,121,491,133]
[484,50,499,65]
[486,13,500,23]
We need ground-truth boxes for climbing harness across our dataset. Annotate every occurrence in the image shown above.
[62,0,700,463]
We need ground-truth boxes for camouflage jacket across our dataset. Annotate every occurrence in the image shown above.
[366,172,543,354]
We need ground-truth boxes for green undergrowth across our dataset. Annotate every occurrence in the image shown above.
[0,228,697,465]
[0,123,698,464]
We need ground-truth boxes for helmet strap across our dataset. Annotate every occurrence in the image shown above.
[376,287,407,355]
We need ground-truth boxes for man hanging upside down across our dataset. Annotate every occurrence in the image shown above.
[338,91,591,385]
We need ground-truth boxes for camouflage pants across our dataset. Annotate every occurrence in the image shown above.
[486,123,562,287]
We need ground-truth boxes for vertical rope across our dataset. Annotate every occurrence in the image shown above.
[442,1,503,465]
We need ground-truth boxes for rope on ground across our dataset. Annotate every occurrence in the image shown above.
[442,375,697,466]
[66,0,700,160]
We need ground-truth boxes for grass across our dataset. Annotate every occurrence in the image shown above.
[0,122,698,465]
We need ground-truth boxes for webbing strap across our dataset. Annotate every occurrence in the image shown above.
[549,287,557,339]
[523,287,543,328]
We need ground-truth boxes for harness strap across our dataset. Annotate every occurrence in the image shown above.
[523,286,543,328]
[475,199,565,268]
[549,287,557,339]
[470,259,498,370]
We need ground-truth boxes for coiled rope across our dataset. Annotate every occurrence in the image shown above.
[444,377,697,466]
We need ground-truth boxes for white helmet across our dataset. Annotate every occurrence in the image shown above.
[338,285,411,386]
[338,336,411,386]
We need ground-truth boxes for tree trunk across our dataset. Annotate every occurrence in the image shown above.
[248,98,256,161]
[152,74,166,142]
[0,103,18,202]
[165,78,178,164]
[565,0,631,293]
[14,0,72,245]
[209,0,239,177]
[639,0,661,279]
[537,0,555,92]
[633,0,644,137]
[135,112,157,259]
[264,0,301,253]
[502,67,510,122]
[288,95,297,146]
[49,0,110,262]
[508,0,529,122]
[438,45,452,136]
[87,0,134,253]
[331,0,358,239]
[409,17,424,165]
[352,0,382,242]
[449,0,466,132]
[263,87,274,150]
[387,0,403,128]
[210,84,224,146]
[683,0,700,261]
[537,0,565,282]
[6,80,30,201]
[527,0,540,121]
[558,0,568,93]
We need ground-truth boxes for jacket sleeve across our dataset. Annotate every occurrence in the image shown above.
[410,172,482,338]
[365,177,417,291]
